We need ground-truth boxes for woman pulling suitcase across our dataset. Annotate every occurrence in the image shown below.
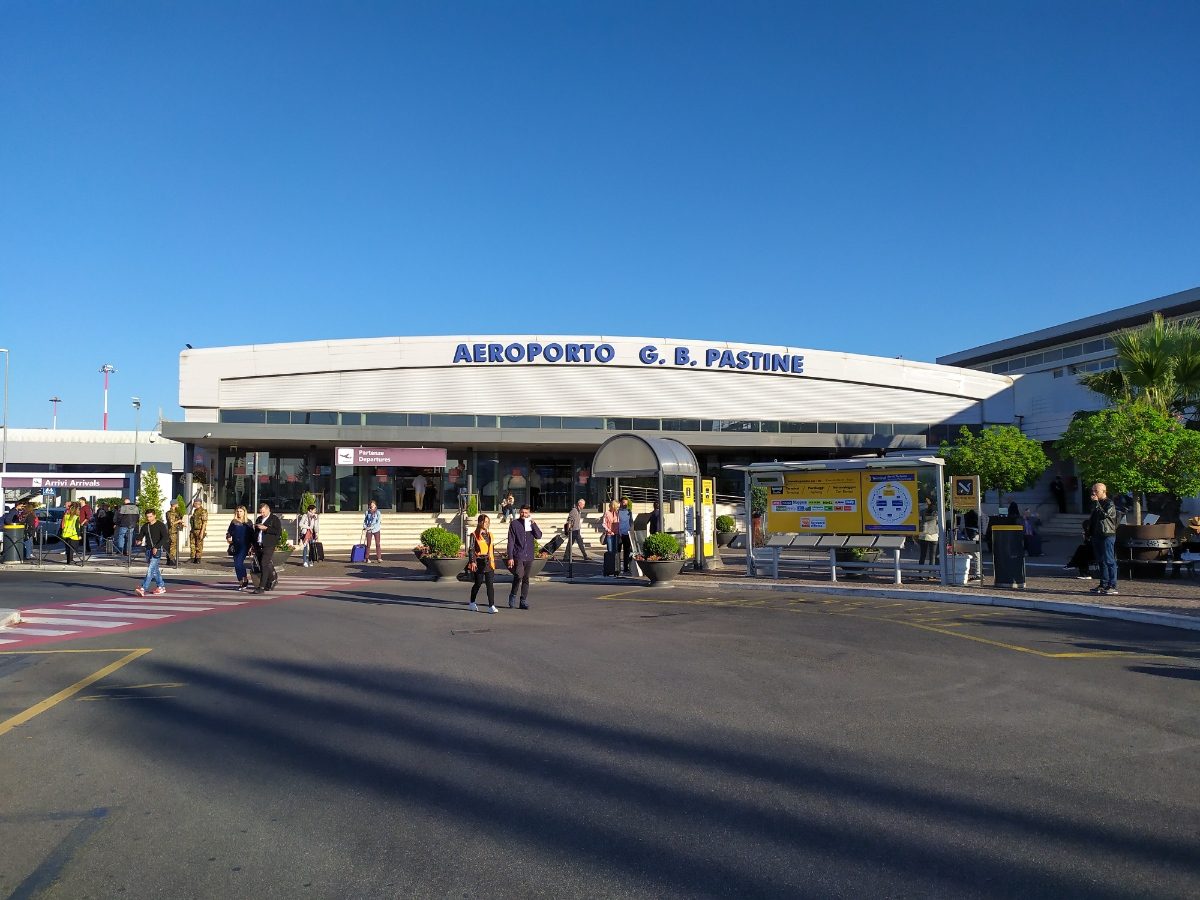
[466,514,498,614]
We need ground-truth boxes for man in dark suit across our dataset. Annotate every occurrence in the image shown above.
[253,502,282,594]
[505,505,542,610]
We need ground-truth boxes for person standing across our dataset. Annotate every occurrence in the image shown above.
[648,501,661,535]
[189,500,208,564]
[60,502,83,565]
[602,501,619,553]
[78,498,93,551]
[226,505,256,590]
[1087,483,1119,596]
[297,504,319,567]
[918,496,939,569]
[362,500,382,563]
[133,508,168,596]
[166,502,185,567]
[466,514,498,613]
[1006,497,1020,519]
[565,498,591,563]
[19,503,37,560]
[1050,475,1067,514]
[618,498,634,575]
[505,505,542,610]
[114,498,139,557]
[253,502,282,593]
[412,472,428,512]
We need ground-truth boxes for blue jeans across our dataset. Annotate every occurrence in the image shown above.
[1092,534,1117,588]
[141,550,165,591]
[22,538,32,560]
[233,547,250,582]
[114,526,131,555]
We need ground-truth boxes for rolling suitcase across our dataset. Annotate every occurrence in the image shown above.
[603,550,619,576]
[310,541,325,562]
[350,543,368,563]
[541,533,565,557]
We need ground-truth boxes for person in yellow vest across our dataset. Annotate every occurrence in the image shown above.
[188,500,208,564]
[60,501,84,565]
[166,502,185,567]
[466,514,498,613]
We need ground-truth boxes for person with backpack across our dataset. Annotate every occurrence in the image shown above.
[466,514,498,614]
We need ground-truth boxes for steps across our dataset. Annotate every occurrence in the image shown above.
[292,512,457,553]
[1040,513,1089,537]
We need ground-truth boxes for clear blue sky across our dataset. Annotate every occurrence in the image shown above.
[2,1,1197,431]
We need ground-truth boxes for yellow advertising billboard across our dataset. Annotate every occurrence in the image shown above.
[860,470,920,533]
[768,471,864,533]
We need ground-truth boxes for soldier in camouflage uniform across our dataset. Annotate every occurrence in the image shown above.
[188,501,209,564]
[166,503,185,567]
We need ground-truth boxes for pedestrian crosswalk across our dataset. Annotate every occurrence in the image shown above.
[0,577,355,649]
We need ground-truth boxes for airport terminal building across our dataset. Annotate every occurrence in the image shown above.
[161,335,1015,515]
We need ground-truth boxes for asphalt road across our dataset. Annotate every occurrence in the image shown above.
[1,571,1199,898]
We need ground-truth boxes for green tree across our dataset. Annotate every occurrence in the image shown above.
[1079,313,1200,422]
[137,467,165,524]
[1056,405,1200,524]
[938,425,1050,506]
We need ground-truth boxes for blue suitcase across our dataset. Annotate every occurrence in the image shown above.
[350,543,368,563]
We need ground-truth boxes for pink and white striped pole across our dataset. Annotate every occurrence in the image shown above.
[99,364,116,430]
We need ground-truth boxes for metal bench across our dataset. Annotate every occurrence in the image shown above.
[752,533,935,584]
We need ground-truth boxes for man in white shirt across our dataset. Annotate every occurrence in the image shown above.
[412,473,428,512]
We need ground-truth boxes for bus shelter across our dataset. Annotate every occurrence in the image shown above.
[727,456,950,585]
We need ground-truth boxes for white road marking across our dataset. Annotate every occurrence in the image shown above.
[70,603,215,612]
[22,608,171,620]
[2,626,77,636]
[18,616,132,629]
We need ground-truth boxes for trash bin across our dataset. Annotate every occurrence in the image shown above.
[2,523,24,564]
[991,521,1026,588]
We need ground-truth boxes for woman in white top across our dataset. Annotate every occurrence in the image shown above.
[297,504,320,567]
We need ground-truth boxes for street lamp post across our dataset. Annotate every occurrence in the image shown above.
[49,396,62,430]
[0,349,9,491]
[132,397,142,492]
[99,364,117,430]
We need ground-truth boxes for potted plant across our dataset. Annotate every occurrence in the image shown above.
[834,545,880,579]
[414,526,463,579]
[750,485,768,545]
[530,539,549,577]
[637,532,685,585]
[275,527,294,566]
[715,514,737,547]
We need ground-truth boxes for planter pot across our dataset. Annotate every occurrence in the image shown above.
[529,558,547,577]
[424,557,465,580]
[947,554,971,586]
[641,559,684,585]
[276,549,293,567]
[716,531,736,548]
[1117,523,1178,561]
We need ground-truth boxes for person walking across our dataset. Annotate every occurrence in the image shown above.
[166,502,185,567]
[133,508,169,596]
[61,502,84,565]
[1050,475,1067,514]
[412,473,427,512]
[505,505,542,610]
[362,500,382,563]
[1087,483,1119,596]
[226,506,256,590]
[297,504,319,567]
[618,498,634,575]
[114,497,139,557]
[188,500,208,564]
[648,501,661,535]
[565,498,591,563]
[253,502,282,593]
[466,514,499,613]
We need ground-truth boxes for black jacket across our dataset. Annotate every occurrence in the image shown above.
[254,514,282,547]
[1089,497,1118,537]
[137,521,169,555]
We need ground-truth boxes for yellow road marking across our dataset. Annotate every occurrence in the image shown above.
[0,648,152,737]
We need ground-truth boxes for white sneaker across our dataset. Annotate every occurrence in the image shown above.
[488,605,498,614]
[467,601,478,612]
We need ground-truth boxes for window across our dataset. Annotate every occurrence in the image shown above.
[408,413,430,427]
[1053,368,1064,378]
[893,424,928,435]
[220,409,265,424]
[633,418,661,431]
[431,414,475,427]
[838,423,874,434]
[475,415,498,428]
[1061,344,1083,359]
[365,413,407,427]
[661,419,701,431]
[266,410,290,425]
[760,421,780,433]
[818,423,836,434]
[562,416,604,430]
[340,412,363,426]
[606,418,632,431]
[1083,339,1104,354]
[780,422,817,433]
[540,416,562,429]
[992,361,1010,374]
[501,415,540,429]
[1043,348,1063,362]
[294,411,337,426]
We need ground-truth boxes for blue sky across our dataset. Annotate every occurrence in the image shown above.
[2,1,1197,431]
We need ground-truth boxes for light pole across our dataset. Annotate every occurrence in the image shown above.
[50,396,62,430]
[0,349,8,490]
[132,397,142,490]
[99,364,117,430]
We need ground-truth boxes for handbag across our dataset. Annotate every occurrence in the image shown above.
[227,543,237,557]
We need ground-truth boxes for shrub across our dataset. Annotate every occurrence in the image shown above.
[642,532,682,560]
[419,526,462,558]
[466,494,479,518]
[716,514,736,533]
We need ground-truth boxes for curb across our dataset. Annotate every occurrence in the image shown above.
[639,577,1200,634]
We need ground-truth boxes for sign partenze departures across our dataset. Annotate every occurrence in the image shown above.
[451,341,805,374]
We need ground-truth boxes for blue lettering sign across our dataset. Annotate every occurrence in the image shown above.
[639,345,659,364]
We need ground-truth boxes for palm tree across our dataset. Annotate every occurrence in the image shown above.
[1079,313,1200,423]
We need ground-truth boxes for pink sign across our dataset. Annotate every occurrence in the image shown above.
[3,476,127,489]
[334,447,447,467]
